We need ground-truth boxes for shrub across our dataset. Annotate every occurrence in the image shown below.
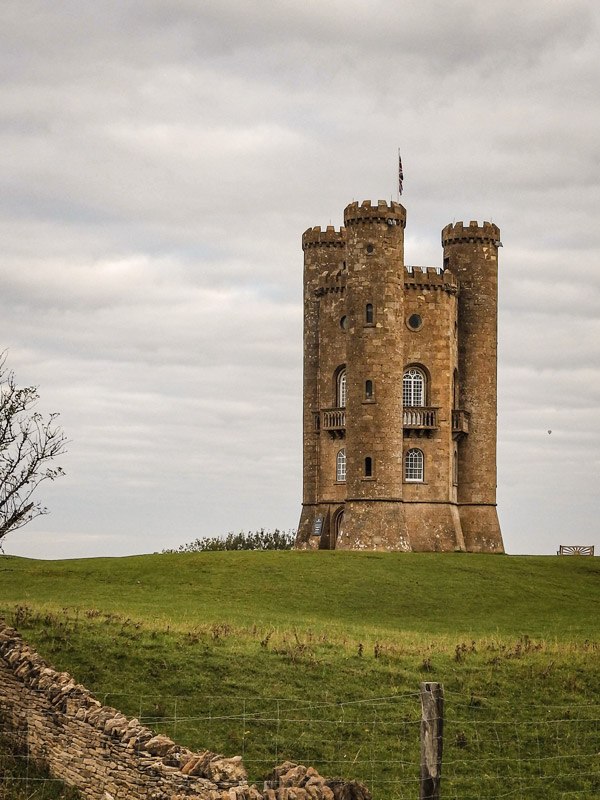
[164,528,295,553]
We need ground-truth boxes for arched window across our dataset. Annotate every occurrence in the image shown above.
[364,456,373,477]
[336,449,346,482]
[405,448,424,482]
[403,367,426,407]
[337,369,347,408]
[365,379,373,400]
[365,303,374,324]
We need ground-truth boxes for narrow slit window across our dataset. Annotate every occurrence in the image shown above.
[366,303,374,324]
[365,380,373,400]
[364,457,373,477]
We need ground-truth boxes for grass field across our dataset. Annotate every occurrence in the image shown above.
[0,734,78,799]
[0,551,599,799]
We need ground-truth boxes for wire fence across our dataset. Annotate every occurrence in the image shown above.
[1,690,599,799]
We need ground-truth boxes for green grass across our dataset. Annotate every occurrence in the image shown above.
[1,551,598,639]
[0,551,599,799]
[0,733,79,799]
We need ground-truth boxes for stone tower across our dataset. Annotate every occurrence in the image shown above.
[296,199,504,553]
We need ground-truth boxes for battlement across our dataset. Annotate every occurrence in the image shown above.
[344,200,406,227]
[315,266,347,296]
[315,283,346,297]
[302,225,346,250]
[441,220,500,246]
[404,266,458,294]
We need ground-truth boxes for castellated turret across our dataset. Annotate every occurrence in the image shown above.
[296,201,504,553]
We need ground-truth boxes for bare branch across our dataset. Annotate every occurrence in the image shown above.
[0,351,67,548]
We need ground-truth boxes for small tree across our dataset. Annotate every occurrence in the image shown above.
[0,352,67,549]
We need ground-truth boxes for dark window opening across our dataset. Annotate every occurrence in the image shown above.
[366,303,374,324]
[407,313,422,331]
[443,257,450,270]
[365,380,373,399]
[366,243,374,254]
[365,457,373,477]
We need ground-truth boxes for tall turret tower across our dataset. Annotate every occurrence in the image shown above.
[442,222,504,553]
[342,201,407,549]
[296,199,504,553]
[299,225,347,549]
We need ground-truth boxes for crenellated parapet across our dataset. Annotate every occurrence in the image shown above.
[344,200,406,228]
[302,225,346,250]
[441,220,500,246]
[315,271,346,297]
[404,266,458,294]
[315,287,345,297]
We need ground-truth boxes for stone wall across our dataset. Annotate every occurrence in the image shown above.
[0,620,369,800]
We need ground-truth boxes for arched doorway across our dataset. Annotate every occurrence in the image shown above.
[333,508,345,549]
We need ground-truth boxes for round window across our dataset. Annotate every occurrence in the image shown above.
[366,243,374,254]
[407,313,423,331]
[340,315,349,331]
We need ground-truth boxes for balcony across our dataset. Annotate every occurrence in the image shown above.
[321,407,346,438]
[452,409,470,439]
[403,406,438,431]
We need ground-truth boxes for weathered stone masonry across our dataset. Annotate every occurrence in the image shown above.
[297,200,505,553]
[0,620,369,800]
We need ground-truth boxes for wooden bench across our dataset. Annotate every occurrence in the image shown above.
[557,545,595,556]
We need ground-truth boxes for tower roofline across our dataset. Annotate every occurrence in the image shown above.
[344,199,406,227]
[302,226,346,250]
[404,266,458,294]
[441,220,500,246]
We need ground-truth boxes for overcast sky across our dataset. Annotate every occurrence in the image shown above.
[2,0,599,559]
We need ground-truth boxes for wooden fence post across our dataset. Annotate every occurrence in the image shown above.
[420,681,444,800]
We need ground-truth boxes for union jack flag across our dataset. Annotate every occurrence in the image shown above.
[398,150,404,196]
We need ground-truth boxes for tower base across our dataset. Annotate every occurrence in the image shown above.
[403,502,466,552]
[338,501,410,551]
[297,501,503,552]
[458,504,504,553]
[297,503,343,550]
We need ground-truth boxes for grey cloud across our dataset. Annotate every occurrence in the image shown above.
[1,0,599,558]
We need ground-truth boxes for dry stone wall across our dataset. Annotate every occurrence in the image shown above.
[0,620,369,800]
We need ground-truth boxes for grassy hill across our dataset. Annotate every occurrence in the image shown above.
[0,551,598,799]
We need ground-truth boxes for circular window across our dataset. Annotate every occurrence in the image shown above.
[407,313,423,331]
[366,243,374,254]
[340,315,349,331]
